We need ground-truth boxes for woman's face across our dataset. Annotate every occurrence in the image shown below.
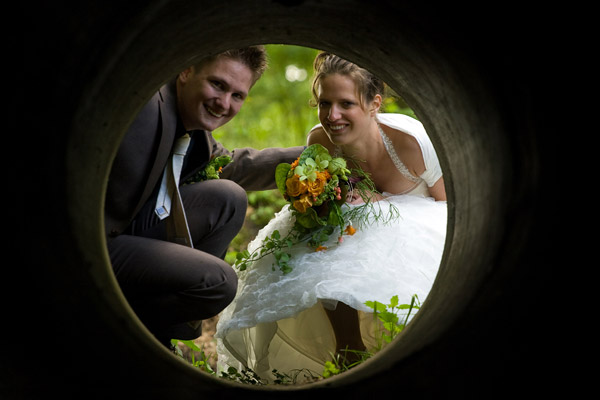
[176,57,254,132]
[317,73,380,146]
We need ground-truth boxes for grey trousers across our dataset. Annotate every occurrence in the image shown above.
[108,179,246,345]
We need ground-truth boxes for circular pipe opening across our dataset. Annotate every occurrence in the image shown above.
[23,1,545,398]
[71,4,499,389]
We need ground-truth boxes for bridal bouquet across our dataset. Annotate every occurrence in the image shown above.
[234,144,376,275]
[277,143,351,236]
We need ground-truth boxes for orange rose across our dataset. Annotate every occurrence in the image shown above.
[286,174,308,197]
[293,194,313,213]
[306,170,330,196]
[319,170,331,180]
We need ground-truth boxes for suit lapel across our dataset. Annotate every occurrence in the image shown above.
[131,82,178,218]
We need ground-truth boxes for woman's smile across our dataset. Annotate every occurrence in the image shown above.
[326,123,350,136]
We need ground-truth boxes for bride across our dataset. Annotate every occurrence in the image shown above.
[215,52,447,382]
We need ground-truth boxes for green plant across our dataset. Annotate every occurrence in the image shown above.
[319,294,421,379]
[321,348,374,378]
[172,294,421,385]
[365,294,421,349]
[170,339,216,374]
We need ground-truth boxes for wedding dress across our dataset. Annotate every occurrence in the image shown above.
[215,114,447,382]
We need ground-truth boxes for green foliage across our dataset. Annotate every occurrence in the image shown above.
[224,189,287,265]
[170,339,216,374]
[185,155,232,184]
[321,361,340,378]
[319,294,421,379]
[246,190,288,225]
[212,44,321,150]
[365,294,421,348]
[275,163,292,196]
[172,294,421,385]
[212,44,415,151]
[234,225,310,275]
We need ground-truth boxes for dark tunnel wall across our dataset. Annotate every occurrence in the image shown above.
[10,1,565,398]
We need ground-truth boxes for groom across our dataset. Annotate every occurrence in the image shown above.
[105,46,303,347]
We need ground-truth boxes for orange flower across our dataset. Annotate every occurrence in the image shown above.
[293,194,313,213]
[344,225,357,235]
[290,157,300,169]
[307,171,329,196]
[315,245,328,252]
[319,170,331,180]
[286,174,308,197]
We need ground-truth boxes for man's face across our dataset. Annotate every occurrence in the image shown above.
[176,57,254,132]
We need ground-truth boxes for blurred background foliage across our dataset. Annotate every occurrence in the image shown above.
[215,44,416,262]
[213,44,416,149]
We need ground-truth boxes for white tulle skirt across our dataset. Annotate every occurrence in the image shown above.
[215,194,447,381]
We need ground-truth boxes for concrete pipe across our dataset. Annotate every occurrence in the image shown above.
[12,1,559,398]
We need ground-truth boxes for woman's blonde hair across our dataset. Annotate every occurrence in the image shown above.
[310,52,385,108]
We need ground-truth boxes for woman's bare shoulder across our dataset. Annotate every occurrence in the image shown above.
[307,126,336,153]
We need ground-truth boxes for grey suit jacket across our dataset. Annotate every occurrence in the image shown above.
[105,80,303,240]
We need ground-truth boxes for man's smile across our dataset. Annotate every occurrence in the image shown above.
[206,105,225,118]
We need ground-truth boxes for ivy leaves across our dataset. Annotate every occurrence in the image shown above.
[235,229,296,275]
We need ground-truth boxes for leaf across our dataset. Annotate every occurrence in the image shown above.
[295,207,323,228]
[275,163,292,196]
[322,361,341,378]
[213,155,232,168]
[316,157,329,170]
[274,250,290,263]
[378,311,399,324]
[305,158,317,168]
[327,202,344,227]
[328,157,348,176]
[398,304,420,310]
[299,143,329,164]
[280,264,293,275]
[389,295,399,308]
[179,339,203,352]
[365,300,387,313]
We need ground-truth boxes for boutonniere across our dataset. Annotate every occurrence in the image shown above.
[185,155,232,184]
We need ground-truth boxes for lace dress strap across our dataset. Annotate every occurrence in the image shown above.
[379,125,421,183]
